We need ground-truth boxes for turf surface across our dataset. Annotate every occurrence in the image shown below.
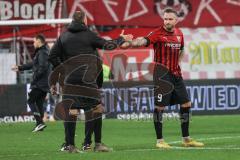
[0,115,239,160]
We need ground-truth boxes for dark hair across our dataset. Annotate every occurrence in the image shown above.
[35,34,46,44]
[163,8,178,16]
[72,11,86,23]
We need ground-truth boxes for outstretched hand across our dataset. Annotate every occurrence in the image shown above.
[120,30,133,41]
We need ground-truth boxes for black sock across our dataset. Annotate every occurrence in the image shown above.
[69,121,76,145]
[180,107,190,137]
[94,115,102,143]
[64,121,69,145]
[64,116,77,146]
[153,108,163,139]
[84,119,94,145]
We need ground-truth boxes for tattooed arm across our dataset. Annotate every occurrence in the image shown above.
[131,37,148,47]
[179,49,184,63]
[120,37,149,49]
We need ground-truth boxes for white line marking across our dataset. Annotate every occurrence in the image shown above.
[122,146,240,152]
[1,135,240,157]
[169,135,240,144]
[120,135,240,152]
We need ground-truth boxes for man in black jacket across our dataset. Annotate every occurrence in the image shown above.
[12,34,51,132]
[49,11,132,153]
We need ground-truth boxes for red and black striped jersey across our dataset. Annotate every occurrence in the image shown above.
[145,26,184,77]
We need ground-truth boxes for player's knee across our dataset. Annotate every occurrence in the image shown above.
[85,104,103,121]
[93,104,104,114]
[92,104,103,117]
[66,113,77,121]
[155,106,165,111]
[181,101,191,108]
[69,109,79,116]
[179,106,190,123]
[153,107,164,123]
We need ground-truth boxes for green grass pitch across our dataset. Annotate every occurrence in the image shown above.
[0,115,239,160]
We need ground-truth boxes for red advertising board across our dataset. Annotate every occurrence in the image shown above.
[1,0,240,41]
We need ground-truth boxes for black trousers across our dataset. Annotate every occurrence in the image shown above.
[28,88,47,125]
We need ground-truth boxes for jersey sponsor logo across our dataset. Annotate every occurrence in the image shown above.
[165,43,181,49]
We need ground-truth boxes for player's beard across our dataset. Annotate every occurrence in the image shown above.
[164,24,174,31]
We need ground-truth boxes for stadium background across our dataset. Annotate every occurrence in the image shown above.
[0,0,239,121]
[0,1,240,160]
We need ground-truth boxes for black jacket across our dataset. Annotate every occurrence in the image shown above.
[49,21,123,86]
[19,45,50,92]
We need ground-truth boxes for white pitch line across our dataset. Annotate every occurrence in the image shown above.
[0,153,42,158]
[0,151,86,158]
[171,147,240,150]
[0,136,240,157]
[0,152,85,158]
[122,146,240,152]
[169,135,240,144]
[120,135,240,152]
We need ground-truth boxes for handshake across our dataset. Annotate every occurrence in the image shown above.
[119,30,147,48]
[120,30,133,42]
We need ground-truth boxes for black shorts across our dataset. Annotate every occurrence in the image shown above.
[63,69,103,111]
[153,69,190,106]
[62,95,101,112]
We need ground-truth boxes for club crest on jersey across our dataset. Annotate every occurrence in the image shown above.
[176,36,181,42]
